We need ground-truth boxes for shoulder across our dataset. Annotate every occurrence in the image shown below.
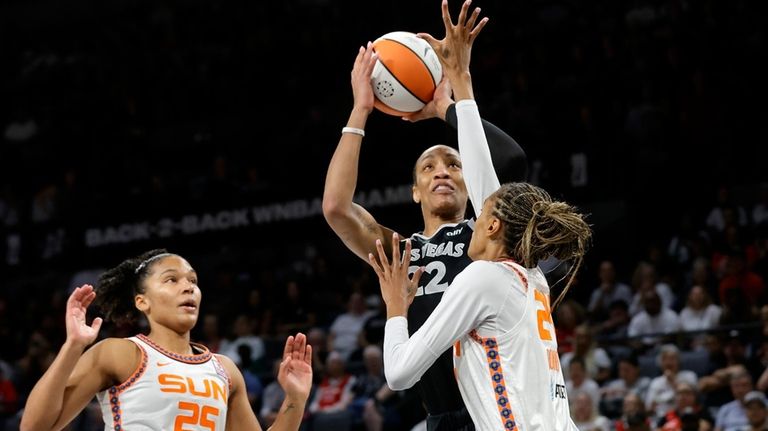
[85,337,142,378]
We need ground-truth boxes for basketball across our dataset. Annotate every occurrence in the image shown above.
[371,31,443,116]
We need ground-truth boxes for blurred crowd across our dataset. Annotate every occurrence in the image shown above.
[2,0,768,430]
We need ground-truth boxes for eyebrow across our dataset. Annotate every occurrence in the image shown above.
[159,268,197,276]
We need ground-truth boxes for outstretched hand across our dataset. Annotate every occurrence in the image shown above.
[368,233,425,318]
[65,284,103,349]
[277,333,313,403]
[418,0,488,100]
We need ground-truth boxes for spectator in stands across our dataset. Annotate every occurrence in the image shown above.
[567,357,602,413]
[259,359,286,428]
[614,392,652,431]
[594,299,631,345]
[236,344,265,411]
[350,345,385,430]
[588,259,633,322]
[714,368,754,431]
[200,313,225,353]
[645,344,698,422]
[0,366,19,423]
[679,285,722,350]
[629,262,676,316]
[307,326,329,382]
[718,249,765,305]
[655,380,713,431]
[602,354,651,419]
[628,289,681,350]
[742,391,768,431]
[328,292,375,361]
[556,299,587,355]
[571,391,611,431]
[705,185,748,234]
[274,280,317,337]
[220,314,266,374]
[560,323,612,384]
[308,351,356,426]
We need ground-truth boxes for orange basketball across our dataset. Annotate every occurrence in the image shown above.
[371,31,443,116]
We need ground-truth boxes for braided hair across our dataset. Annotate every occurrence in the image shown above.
[93,248,172,326]
[490,183,592,308]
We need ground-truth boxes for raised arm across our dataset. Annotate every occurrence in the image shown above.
[419,0,506,216]
[322,42,397,261]
[20,285,122,431]
[223,333,312,431]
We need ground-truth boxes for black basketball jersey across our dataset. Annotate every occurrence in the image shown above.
[400,218,475,415]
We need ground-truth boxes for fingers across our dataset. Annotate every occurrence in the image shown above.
[416,33,440,52]
[391,233,401,268]
[468,16,489,43]
[293,332,307,361]
[283,335,295,360]
[401,237,412,269]
[305,344,313,365]
[441,0,453,29]
[457,0,471,29]
[375,238,390,269]
[91,317,103,333]
[410,266,426,287]
[368,252,384,276]
[465,6,481,31]
[81,290,97,309]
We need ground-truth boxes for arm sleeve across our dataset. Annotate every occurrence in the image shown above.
[445,101,528,183]
[452,100,502,216]
[383,261,506,390]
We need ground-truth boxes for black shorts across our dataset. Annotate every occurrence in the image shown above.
[426,406,475,431]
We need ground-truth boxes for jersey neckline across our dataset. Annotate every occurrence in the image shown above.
[410,219,472,240]
[136,333,212,364]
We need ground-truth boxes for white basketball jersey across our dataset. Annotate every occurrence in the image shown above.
[453,260,576,430]
[384,260,578,431]
[96,334,230,431]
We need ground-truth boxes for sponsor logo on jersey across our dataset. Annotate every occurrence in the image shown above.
[410,241,465,261]
[445,228,463,237]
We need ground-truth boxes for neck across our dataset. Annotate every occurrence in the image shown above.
[481,241,510,262]
[147,325,193,355]
[422,211,463,237]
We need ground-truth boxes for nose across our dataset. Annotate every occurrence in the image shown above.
[432,163,450,179]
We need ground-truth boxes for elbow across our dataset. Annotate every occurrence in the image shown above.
[321,195,345,223]
[384,369,412,392]
[19,416,43,431]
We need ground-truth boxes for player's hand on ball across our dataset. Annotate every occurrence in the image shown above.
[369,233,424,317]
[402,77,454,122]
[351,42,377,114]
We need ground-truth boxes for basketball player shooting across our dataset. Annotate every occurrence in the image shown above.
[322,1,526,429]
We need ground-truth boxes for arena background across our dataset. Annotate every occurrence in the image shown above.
[1,0,767,429]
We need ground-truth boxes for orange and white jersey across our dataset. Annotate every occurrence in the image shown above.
[96,334,231,431]
[384,260,577,431]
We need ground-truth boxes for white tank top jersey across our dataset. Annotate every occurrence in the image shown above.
[384,260,578,431]
[96,334,231,431]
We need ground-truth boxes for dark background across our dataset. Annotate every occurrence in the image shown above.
[1,0,767,426]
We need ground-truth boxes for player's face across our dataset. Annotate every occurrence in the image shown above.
[412,146,468,218]
[137,255,201,334]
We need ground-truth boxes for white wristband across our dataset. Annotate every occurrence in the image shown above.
[342,127,365,137]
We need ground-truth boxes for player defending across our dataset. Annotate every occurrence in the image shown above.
[20,249,312,431]
[322,1,525,429]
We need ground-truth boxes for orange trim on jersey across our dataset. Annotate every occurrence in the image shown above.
[104,342,148,430]
[137,334,212,364]
[116,342,148,393]
[499,259,528,291]
[469,331,518,431]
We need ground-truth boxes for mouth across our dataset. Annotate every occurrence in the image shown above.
[179,299,198,312]
[431,183,455,194]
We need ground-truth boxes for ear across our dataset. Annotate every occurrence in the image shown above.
[487,217,503,238]
[412,185,421,204]
[135,294,149,313]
